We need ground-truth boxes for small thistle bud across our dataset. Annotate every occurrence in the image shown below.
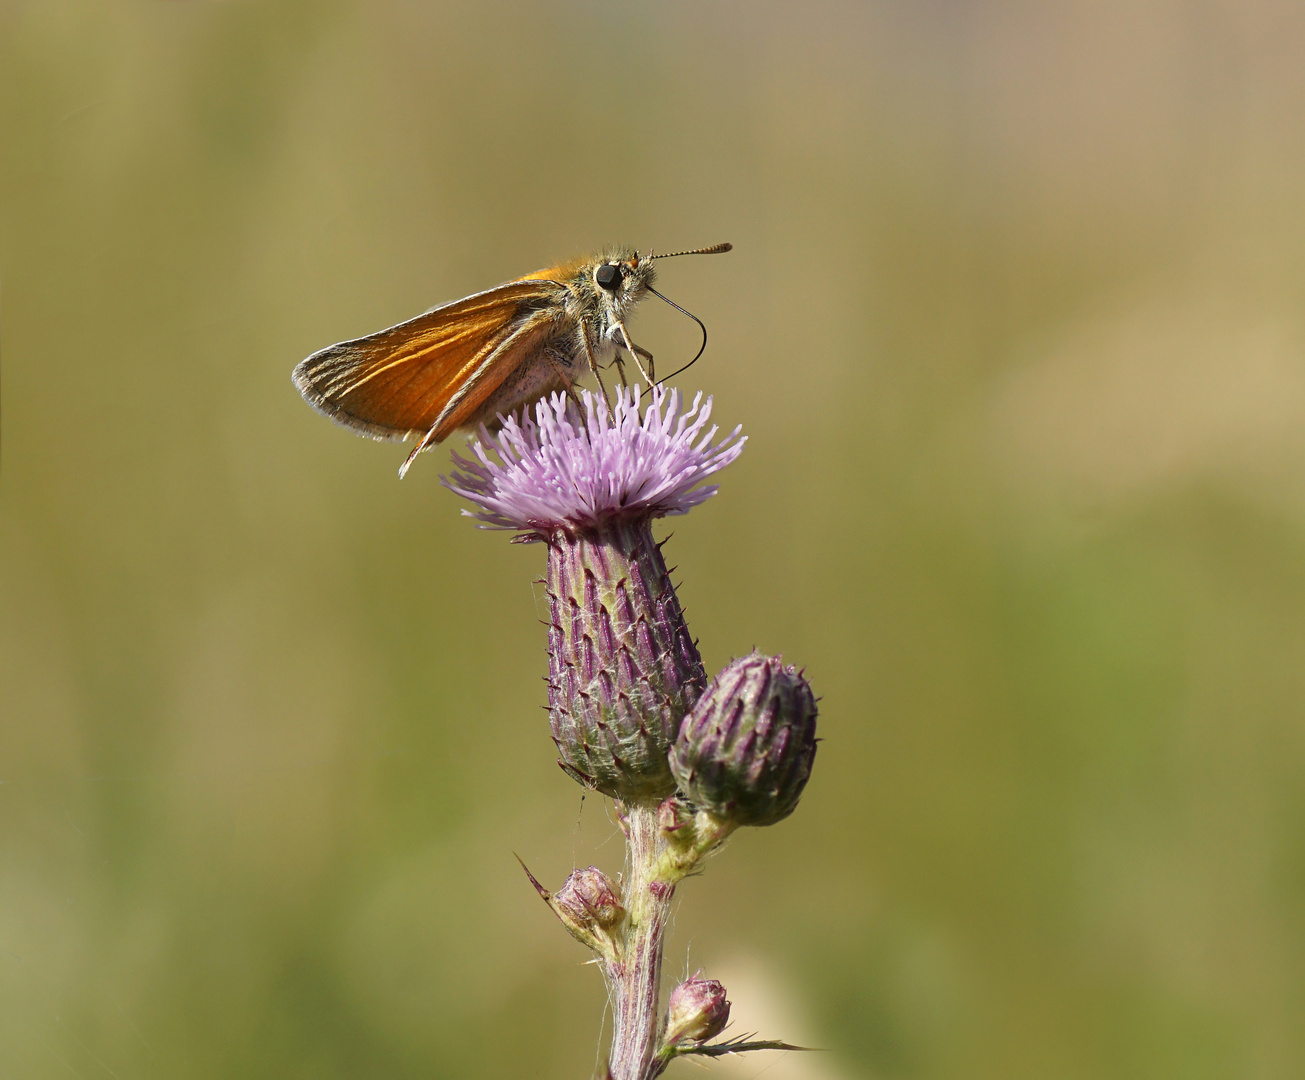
[519,860,626,959]
[670,652,818,827]
[663,974,730,1047]
[657,794,693,836]
[553,865,625,935]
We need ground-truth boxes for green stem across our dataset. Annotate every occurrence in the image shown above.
[606,804,674,1080]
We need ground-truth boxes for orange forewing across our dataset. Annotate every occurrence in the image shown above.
[293,277,567,441]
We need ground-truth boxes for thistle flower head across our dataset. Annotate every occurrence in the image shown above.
[443,386,745,534]
[442,386,744,803]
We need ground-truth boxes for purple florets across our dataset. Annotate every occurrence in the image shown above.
[443,386,746,532]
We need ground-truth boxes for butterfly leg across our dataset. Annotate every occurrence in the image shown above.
[631,343,655,382]
[611,351,630,386]
[578,319,611,406]
[616,323,655,385]
[554,362,585,410]
[603,332,630,387]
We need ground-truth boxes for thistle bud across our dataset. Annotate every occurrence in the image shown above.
[670,652,818,827]
[520,861,626,959]
[657,794,693,836]
[663,974,730,1047]
[553,865,625,936]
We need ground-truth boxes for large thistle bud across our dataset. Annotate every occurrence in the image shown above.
[669,652,818,826]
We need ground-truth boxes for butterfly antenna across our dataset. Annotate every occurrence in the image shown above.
[647,287,710,384]
[648,242,733,260]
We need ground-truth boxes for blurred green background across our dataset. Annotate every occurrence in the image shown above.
[4,1,1305,1077]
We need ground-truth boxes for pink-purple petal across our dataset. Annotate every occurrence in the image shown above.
[441,386,746,532]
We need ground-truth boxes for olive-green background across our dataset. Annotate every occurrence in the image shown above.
[4,2,1304,1078]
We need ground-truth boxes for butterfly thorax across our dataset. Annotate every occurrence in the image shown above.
[521,248,655,339]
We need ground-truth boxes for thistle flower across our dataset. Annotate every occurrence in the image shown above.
[670,652,818,826]
[444,387,746,804]
[444,388,811,1080]
[443,386,744,534]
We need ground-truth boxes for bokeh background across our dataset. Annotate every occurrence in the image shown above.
[4,1,1305,1077]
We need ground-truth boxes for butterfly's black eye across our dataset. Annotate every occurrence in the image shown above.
[595,263,622,291]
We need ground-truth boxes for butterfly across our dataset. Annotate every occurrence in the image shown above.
[292,243,732,476]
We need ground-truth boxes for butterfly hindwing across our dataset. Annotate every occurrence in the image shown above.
[292,278,568,441]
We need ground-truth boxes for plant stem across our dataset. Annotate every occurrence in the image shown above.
[607,803,675,1080]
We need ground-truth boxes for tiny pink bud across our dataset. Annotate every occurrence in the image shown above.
[658,794,693,835]
[664,974,730,1047]
[554,866,625,933]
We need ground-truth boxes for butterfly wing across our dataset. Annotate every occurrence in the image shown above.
[292,278,568,443]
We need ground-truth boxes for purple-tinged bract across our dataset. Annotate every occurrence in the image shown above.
[544,518,708,801]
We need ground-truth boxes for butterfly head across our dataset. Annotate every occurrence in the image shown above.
[587,248,656,325]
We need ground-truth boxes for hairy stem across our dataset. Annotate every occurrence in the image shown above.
[607,803,675,1080]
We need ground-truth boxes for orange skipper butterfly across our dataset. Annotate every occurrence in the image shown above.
[293,243,732,476]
